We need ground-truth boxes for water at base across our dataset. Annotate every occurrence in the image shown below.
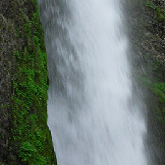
[38,0,147,164]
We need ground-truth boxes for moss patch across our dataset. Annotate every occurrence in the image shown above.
[0,0,56,164]
[146,0,165,38]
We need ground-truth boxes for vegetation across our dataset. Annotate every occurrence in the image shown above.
[0,0,56,164]
[140,61,165,124]
[138,58,165,163]
[12,1,56,164]
[146,1,165,22]
[144,1,165,126]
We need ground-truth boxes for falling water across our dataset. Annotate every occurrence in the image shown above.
[38,0,147,164]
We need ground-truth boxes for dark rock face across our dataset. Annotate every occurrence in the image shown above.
[0,1,17,164]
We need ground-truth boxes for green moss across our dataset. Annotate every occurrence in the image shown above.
[140,72,165,127]
[11,0,56,164]
[146,1,165,22]
[141,78,165,102]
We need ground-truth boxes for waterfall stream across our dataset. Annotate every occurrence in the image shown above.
[38,0,147,164]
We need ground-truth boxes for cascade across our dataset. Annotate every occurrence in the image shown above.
[38,0,147,164]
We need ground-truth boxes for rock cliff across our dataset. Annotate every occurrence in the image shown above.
[0,0,56,164]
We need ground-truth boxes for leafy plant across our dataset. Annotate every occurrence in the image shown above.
[19,142,37,162]
[146,1,165,22]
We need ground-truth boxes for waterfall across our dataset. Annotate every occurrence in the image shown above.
[38,0,147,164]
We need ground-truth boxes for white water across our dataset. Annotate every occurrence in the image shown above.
[38,0,147,164]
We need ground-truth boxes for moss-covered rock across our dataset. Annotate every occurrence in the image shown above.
[0,0,57,164]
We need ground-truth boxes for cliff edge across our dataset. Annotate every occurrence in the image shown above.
[0,0,57,164]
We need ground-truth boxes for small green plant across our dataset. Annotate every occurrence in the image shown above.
[19,141,37,162]
[146,1,155,9]
[19,141,47,165]
[140,75,165,126]
[146,1,165,22]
